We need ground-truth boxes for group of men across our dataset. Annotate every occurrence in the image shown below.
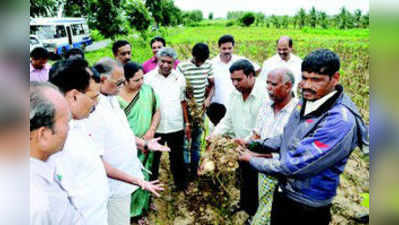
[30,34,368,225]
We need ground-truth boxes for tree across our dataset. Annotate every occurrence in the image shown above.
[255,12,265,26]
[361,12,369,28]
[145,0,182,26]
[145,0,164,26]
[354,9,362,28]
[125,0,152,31]
[95,0,126,38]
[337,7,354,29]
[208,12,214,20]
[318,11,328,29]
[309,6,317,28]
[183,10,203,25]
[296,8,306,28]
[240,12,255,26]
[282,15,289,29]
[30,0,58,17]
[63,0,89,17]
[270,15,280,28]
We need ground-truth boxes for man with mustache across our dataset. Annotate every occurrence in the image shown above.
[113,40,132,66]
[236,67,298,225]
[208,59,268,223]
[238,49,369,225]
[208,35,261,126]
[259,36,302,96]
[47,58,109,225]
[145,47,190,191]
[30,81,84,225]
[30,47,50,82]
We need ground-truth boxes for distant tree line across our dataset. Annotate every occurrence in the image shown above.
[30,1,368,39]
[227,7,369,29]
[30,0,204,38]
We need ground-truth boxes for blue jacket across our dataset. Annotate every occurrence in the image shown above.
[249,85,369,207]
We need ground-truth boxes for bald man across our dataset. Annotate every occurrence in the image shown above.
[236,68,298,225]
[259,36,302,96]
[30,81,84,225]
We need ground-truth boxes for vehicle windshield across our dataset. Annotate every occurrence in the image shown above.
[30,25,56,40]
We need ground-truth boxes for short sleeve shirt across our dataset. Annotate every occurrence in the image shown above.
[177,59,214,106]
[144,69,186,133]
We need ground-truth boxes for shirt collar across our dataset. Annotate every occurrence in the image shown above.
[30,157,55,183]
[304,90,337,116]
[30,63,49,72]
[277,53,294,63]
[215,54,237,64]
[280,97,299,113]
[268,96,298,113]
[30,63,34,72]
[155,69,178,79]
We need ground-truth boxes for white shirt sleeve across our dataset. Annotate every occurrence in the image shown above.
[177,71,187,101]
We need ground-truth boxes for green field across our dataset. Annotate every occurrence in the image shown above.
[86,25,369,225]
[86,25,369,121]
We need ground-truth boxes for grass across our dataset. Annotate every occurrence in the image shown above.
[85,25,369,121]
[83,25,369,225]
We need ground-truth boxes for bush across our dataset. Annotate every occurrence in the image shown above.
[240,12,255,26]
[90,29,105,42]
[125,0,152,32]
[226,20,235,27]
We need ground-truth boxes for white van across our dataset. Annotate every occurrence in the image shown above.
[29,35,43,53]
[30,17,93,56]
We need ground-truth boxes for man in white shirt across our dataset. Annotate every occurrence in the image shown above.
[47,58,109,225]
[259,36,302,96]
[145,47,190,191]
[87,57,168,225]
[208,34,261,125]
[30,81,84,225]
[208,59,268,219]
[235,68,298,225]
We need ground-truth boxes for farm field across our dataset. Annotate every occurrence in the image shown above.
[85,25,369,225]
[86,26,369,121]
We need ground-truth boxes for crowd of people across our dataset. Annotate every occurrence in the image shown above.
[30,34,369,225]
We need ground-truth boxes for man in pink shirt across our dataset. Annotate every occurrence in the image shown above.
[142,36,179,74]
[30,47,50,82]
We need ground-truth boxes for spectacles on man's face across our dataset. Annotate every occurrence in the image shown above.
[108,77,125,87]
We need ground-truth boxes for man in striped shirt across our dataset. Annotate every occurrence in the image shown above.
[177,43,214,179]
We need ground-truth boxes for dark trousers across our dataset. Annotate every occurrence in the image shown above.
[151,130,187,189]
[271,188,332,225]
[239,161,259,216]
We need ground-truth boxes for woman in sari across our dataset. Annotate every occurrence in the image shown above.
[117,62,160,224]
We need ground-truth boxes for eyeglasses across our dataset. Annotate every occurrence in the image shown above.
[108,77,125,87]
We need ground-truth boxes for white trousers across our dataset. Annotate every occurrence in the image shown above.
[107,195,131,225]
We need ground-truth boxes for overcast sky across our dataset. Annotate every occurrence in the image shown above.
[174,0,369,18]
